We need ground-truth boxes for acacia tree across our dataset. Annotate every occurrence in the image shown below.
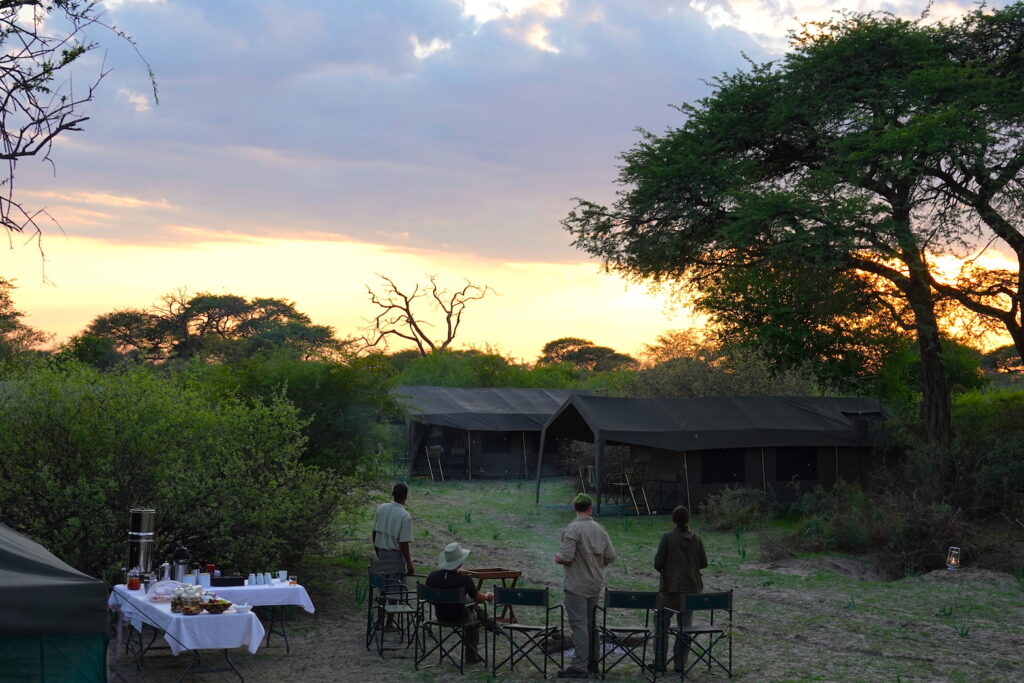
[0,1,155,241]
[536,337,637,371]
[86,290,341,363]
[0,277,49,358]
[698,256,908,391]
[361,275,494,356]
[564,6,1024,444]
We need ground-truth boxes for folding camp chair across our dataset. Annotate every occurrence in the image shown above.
[365,557,415,657]
[665,590,733,680]
[425,445,445,482]
[595,589,659,682]
[490,586,563,679]
[414,582,488,673]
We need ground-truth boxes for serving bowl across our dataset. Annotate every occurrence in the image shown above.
[202,600,232,615]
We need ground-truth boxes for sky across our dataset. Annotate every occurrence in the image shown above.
[0,0,999,362]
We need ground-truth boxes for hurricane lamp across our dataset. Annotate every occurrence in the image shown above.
[946,546,961,571]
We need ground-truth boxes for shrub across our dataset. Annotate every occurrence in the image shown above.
[182,351,400,475]
[0,361,346,578]
[899,389,1024,517]
[699,487,773,530]
[794,484,965,573]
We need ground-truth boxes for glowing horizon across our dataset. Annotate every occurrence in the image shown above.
[2,231,699,363]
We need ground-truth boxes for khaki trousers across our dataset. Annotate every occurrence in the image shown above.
[563,590,599,672]
[656,592,694,672]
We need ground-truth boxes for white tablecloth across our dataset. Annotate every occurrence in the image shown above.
[211,582,316,613]
[108,585,265,655]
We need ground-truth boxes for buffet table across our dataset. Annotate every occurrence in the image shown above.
[213,581,315,654]
[108,584,264,680]
[213,581,315,613]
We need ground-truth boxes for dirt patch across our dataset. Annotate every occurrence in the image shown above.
[915,567,1016,586]
[754,556,898,581]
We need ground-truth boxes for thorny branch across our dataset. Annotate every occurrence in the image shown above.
[360,274,495,356]
[0,1,156,248]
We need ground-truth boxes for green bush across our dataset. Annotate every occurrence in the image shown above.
[395,348,578,388]
[876,339,988,417]
[898,389,1024,516]
[0,361,347,578]
[182,351,400,475]
[795,484,964,572]
[698,487,773,530]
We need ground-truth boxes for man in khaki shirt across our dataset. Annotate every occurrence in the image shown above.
[554,493,616,678]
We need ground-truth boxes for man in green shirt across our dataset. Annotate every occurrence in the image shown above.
[653,505,708,673]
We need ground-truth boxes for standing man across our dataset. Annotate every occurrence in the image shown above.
[554,493,616,679]
[373,482,415,578]
[653,505,708,673]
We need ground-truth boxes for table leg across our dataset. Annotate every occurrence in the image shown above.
[260,605,291,654]
[175,649,244,682]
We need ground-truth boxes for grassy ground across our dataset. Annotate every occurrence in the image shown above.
[339,477,1024,681]
[110,477,1024,681]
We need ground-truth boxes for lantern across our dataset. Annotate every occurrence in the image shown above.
[946,546,961,571]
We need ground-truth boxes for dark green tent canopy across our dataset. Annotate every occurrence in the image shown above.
[542,395,884,450]
[0,522,107,637]
[394,386,592,432]
[535,395,885,511]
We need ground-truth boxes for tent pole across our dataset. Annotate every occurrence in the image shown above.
[595,434,604,515]
[835,446,839,488]
[683,451,691,512]
[406,419,414,478]
[534,427,547,504]
[467,431,472,480]
[761,448,767,510]
[523,433,528,478]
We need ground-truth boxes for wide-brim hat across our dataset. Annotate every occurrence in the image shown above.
[437,542,471,570]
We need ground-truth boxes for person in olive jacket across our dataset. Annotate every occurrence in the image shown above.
[653,505,708,673]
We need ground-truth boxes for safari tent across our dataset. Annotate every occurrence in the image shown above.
[0,522,108,682]
[535,395,885,513]
[394,385,592,479]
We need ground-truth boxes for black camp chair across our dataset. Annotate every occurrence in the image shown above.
[414,583,488,673]
[490,586,563,678]
[665,590,734,680]
[595,589,659,682]
[365,557,416,657]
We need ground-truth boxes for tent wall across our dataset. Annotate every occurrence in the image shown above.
[0,634,107,683]
[409,425,568,479]
[640,445,876,506]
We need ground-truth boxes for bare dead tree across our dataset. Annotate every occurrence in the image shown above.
[361,274,495,356]
[0,1,156,247]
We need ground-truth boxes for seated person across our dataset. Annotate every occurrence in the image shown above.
[426,542,495,663]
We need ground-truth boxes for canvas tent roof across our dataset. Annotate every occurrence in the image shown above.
[394,385,592,432]
[542,395,884,451]
[0,523,108,636]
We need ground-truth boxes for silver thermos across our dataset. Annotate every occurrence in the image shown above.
[171,543,190,582]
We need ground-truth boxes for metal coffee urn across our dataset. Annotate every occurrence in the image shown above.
[127,508,156,577]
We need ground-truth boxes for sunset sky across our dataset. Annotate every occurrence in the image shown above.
[1,0,1004,362]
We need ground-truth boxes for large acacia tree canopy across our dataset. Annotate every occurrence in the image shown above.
[564,4,1024,443]
[567,5,1024,285]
